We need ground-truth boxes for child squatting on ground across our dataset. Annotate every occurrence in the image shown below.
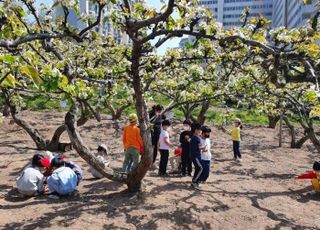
[16,154,50,196]
[47,158,79,196]
[122,114,143,173]
[158,119,174,176]
[190,122,203,189]
[90,144,110,179]
[169,148,182,173]
[311,161,320,193]
[222,118,243,161]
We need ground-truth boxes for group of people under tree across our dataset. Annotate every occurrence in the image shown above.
[15,103,244,197]
[121,104,244,189]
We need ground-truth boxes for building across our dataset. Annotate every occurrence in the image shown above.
[54,0,132,44]
[199,0,273,28]
[272,0,318,29]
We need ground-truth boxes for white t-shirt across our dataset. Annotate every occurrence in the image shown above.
[200,138,212,161]
[90,155,110,179]
[16,167,44,195]
[159,130,170,150]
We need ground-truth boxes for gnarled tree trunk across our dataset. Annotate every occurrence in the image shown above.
[197,100,210,125]
[283,117,309,149]
[65,104,126,182]
[268,115,279,129]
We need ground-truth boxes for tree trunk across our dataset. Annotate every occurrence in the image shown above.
[268,115,279,129]
[307,128,320,153]
[65,104,126,182]
[283,117,296,148]
[283,117,309,149]
[181,103,198,122]
[47,113,89,151]
[9,104,47,149]
[2,104,10,117]
[197,100,210,125]
[127,43,154,192]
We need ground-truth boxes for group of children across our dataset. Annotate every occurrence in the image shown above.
[16,144,109,198]
[16,153,82,197]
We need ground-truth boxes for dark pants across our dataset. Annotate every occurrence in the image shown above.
[152,133,160,163]
[233,141,241,159]
[181,149,192,175]
[199,160,210,182]
[159,149,169,175]
[192,157,203,184]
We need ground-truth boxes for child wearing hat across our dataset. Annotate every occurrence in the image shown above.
[16,154,50,196]
[222,118,243,161]
[90,144,110,179]
[122,113,143,173]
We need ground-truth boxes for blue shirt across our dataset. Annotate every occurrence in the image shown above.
[190,135,201,159]
[47,167,78,195]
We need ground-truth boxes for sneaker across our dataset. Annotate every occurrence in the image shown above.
[308,190,320,195]
[237,158,243,162]
[190,183,200,190]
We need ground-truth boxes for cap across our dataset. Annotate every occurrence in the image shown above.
[39,158,51,168]
[128,113,138,123]
[98,144,108,152]
[234,118,241,124]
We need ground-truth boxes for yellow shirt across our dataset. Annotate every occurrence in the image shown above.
[227,127,241,141]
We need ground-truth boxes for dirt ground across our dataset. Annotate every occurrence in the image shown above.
[0,111,320,230]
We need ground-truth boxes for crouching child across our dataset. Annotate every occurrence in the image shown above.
[16,154,50,196]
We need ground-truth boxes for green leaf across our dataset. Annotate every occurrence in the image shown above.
[19,65,41,87]
[0,55,16,64]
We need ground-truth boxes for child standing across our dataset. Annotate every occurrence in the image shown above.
[180,120,192,176]
[190,122,203,188]
[158,120,174,176]
[222,118,242,161]
[90,144,110,179]
[122,114,143,173]
[16,154,50,196]
[199,126,212,183]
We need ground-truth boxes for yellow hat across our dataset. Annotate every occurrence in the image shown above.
[129,113,138,123]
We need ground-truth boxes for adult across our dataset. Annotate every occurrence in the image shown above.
[149,104,166,164]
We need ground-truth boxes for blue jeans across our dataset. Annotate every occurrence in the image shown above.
[199,160,210,182]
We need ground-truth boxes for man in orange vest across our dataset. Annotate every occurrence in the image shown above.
[122,114,143,173]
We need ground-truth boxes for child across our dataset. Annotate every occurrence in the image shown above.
[199,126,212,184]
[190,122,203,188]
[90,144,110,179]
[180,120,192,176]
[49,157,83,185]
[311,161,320,193]
[222,118,242,161]
[158,119,174,176]
[169,148,182,173]
[122,113,143,173]
[16,154,50,196]
[47,158,78,196]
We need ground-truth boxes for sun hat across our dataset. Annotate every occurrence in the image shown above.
[128,113,138,123]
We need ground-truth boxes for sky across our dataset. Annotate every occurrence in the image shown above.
[36,0,180,55]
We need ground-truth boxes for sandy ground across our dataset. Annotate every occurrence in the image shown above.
[0,111,320,230]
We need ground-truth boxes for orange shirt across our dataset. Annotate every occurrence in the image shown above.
[123,124,143,153]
